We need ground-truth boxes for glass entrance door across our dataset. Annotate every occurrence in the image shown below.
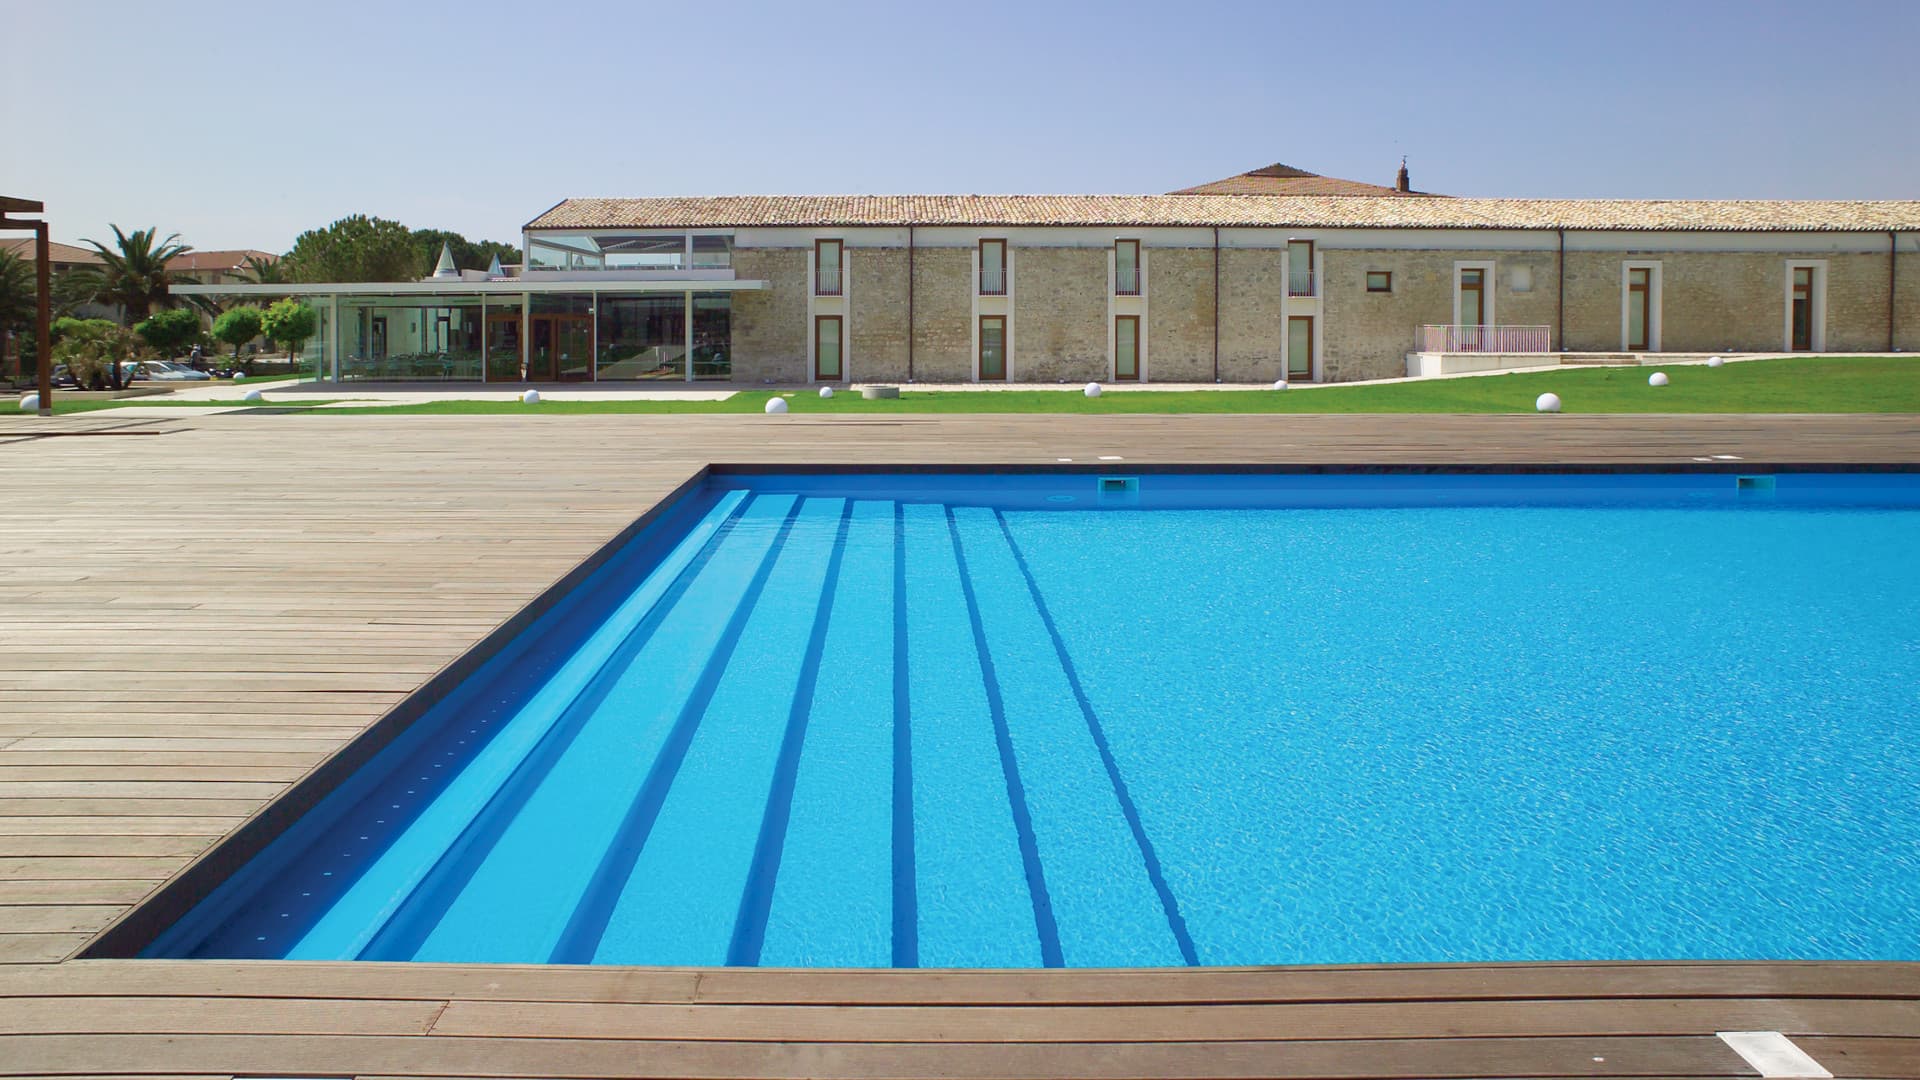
[1287,316,1313,380]
[1458,269,1486,327]
[529,315,593,381]
[485,315,522,381]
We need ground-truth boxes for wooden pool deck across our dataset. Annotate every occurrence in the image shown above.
[2,411,1917,1079]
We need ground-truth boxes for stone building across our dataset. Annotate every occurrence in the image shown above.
[176,164,1920,384]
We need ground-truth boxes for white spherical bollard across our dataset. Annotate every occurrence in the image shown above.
[818,386,834,399]
[1648,372,1669,387]
[1083,382,1102,398]
[1535,392,1562,413]
[1706,356,1724,368]
[241,388,264,403]
[521,389,540,404]
[19,393,40,412]
[232,372,246,382]
[765,397,789,414]
[1272,379,1289,391]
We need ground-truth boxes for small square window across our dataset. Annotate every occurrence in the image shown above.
[1365,271,1392,293]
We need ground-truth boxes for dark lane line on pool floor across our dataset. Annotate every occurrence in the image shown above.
[890,501,919,968]
[355,499,752,962]
[548,497,806,965]
[947,506,1065,968]
[995,509,1201,967]
[727,500,856,966]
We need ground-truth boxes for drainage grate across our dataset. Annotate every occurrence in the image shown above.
[1737,475,1777,494]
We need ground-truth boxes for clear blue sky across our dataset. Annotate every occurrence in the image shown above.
[4,0,1916,251]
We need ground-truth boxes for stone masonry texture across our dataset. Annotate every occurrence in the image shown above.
[1013,247,1107,382]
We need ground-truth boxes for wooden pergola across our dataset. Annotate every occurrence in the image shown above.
[1,195,53,416]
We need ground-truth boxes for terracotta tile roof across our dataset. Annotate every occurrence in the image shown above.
[0,237,104,265]
[529,195,1920,233]
[1169,162,1428,197]
[167,249,279,272]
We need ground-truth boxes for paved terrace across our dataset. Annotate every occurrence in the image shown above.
[1,411,1917,1080]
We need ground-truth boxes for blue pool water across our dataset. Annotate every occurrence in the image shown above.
[144,472,1920,967]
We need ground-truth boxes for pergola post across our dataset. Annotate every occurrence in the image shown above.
[0,196,53,416]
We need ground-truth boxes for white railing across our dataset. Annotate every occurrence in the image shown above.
[814,266,843,296]
[1288,268,1316,296]
[1418,324,1552,353]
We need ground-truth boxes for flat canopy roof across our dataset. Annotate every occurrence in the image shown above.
[172,279,768,297]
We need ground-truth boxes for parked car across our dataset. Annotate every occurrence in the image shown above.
[128,360,213,381]
[49,364,79,388]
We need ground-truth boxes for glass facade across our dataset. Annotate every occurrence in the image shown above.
[526,233,733,273]
[692,293,731,381]
[308,289,736,382]
[598,295,686,380]
[338,300,486,380]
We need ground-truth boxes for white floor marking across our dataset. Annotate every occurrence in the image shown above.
[1098,455,1123,461]
[1717,1031,1833,1078]
[1713,454,1744,460]
[1056,457,1073,462]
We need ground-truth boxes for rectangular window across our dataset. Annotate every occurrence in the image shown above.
[1287,240,1315,296]
[1626,266,1652,351]
[814,314,843,381]
[1365,270,1392,293]
[814,239,843,297]
[691,235,732,270]
[1287,316,1313,379]
[979,239,1007,296]
[1114,240,1141,296]
[1458,268,1487,327]
[1790,265,1815,351]
[1114,315,1139,380]
[978,315,1007,380]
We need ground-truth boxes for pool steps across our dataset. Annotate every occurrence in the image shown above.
[188,490,1195,968]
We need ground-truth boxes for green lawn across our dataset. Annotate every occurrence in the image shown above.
[12,355,1919,416]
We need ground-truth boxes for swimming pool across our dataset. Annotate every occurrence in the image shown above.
[131,470,1920,968]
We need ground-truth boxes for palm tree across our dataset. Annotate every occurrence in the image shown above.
[82,225,191,325]
[236,254,287,286]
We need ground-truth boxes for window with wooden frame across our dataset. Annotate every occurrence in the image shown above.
[978,239,1007,296]
[1114,315,1140,380]
[813,239,843,297]
[1365,270,1392,293]
[813,314,843,380]
[1114,239,1141,296]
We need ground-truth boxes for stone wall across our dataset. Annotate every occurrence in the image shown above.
[1217,247,1284,381]
[908,247,973,382]
[849,247,910,382]
[727,239,1912,384]
[729,247,807,383]
[1012,247,1107,382]
[1321,248,1561,381]
[1145,248,1215,381]
[1562,250,1894,352]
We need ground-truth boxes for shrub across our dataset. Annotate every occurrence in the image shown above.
[135,308,201,356]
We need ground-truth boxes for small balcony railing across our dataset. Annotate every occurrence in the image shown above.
[1288,268,1316,296]
[1418,324,1552,354]
[978,268,1008,296]
[815,267,843,296]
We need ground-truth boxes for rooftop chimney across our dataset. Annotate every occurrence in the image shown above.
[1395,157,1411,193]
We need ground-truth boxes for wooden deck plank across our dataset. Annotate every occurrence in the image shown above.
[0,1033,1764,1079]
[0,412,1914,1080]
